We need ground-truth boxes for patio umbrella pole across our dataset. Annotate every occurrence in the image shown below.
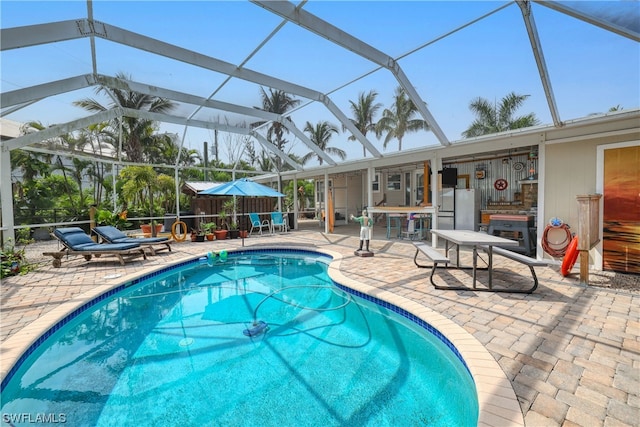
[242,196,245,247]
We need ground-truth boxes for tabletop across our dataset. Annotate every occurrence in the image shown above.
[431,229,519,246]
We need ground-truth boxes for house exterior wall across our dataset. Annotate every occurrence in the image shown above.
[542,133,640,266]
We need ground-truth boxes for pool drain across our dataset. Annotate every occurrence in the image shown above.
[179,338,194,346]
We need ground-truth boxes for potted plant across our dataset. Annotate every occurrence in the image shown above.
[192,227,205,242]
[229,222,239,239]
[202,222,217,241]
[141,221,163,238]
[215,209,229,240]
[213,225,228,240]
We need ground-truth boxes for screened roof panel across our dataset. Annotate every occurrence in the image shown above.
[244,24,377,93]
[0,1,86,27]
[1,1,638,168]
[91,39,234,98]
[90,1,284,66]
[1,38,93,91]
[531,3,640,118]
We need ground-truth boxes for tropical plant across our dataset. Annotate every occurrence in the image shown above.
[0,241,31,278]
[119,166,161,235]
[96,209,130,229]
[375,86,429,151]
[201,222,217,234]
[462,92,539,138]
[73,71,177,163]
[221,199,237,229]
[344,90,382,157]
[301,121,346,165]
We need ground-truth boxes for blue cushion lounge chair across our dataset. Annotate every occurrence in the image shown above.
[270,212,287,233]
[43,227,147,268]
[92,225,172,255]
[249,213,271,236]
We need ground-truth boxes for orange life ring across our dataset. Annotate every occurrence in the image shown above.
[171,221,188,242]
[494,178,508,191]
[561,236,579,276]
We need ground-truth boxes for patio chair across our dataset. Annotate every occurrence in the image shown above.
[43,227,147,268]
[92,225,172,255]
[249,213,271,236]
[271,212,287,233]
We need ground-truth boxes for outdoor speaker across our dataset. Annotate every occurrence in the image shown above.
[442,168,458,187]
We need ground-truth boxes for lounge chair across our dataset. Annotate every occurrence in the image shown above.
[271,212,287,233]
[92,225,172,255]
[249,213,271,236]
[43,227,147,268]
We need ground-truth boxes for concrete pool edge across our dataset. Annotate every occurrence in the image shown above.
[1,247,524,426]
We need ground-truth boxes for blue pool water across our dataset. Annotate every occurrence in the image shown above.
[1,250,478,426]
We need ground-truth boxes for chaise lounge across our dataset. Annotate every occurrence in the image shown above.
[44,227,147,268]
[92,225,173,255]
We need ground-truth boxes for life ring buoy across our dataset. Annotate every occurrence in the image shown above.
[494,178,508,191]
[171,221,188,242]
[561,237,579,277]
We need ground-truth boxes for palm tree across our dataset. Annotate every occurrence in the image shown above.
[119,166,159,236]
[344,90,382,157]
[375,87,429,151]
[462,92,539,138]
[253,87,301,171]
[73,72,177,163]
[301,121,346,166]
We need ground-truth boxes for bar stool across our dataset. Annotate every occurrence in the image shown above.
[386,214,402,239]
[401,218,421,240]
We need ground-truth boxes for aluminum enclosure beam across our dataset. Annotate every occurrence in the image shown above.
[517,1,562,128]
[1,19,382,159]
[249,131,304,171]
[122,108,306,170]
[1,73,311,169]
[3,109,121,151]
[251,0,451,147]
[1,75,97,109]
[0,20,89,50]
[282,121,336,166]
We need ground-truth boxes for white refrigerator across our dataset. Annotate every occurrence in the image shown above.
[455,189,481,230]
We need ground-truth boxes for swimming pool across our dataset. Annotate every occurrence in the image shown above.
[1,249,478,426]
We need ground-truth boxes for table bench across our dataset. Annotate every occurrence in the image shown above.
[412,242,450,287]
[479,246,547,293]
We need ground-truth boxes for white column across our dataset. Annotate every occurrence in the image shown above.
[0,144,15,243]
[366,165,374,210]
[431,155,441,247]
[292,177,298,230]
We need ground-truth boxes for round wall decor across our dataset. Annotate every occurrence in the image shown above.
[513,161,524,171]
[494,178,508,191]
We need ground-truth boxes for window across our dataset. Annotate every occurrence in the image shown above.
[372,173,380,192]
[387,174,401,191]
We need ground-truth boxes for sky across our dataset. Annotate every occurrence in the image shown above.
[1,1,639,167]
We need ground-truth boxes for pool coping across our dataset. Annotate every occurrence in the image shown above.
[1,246,524,426]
